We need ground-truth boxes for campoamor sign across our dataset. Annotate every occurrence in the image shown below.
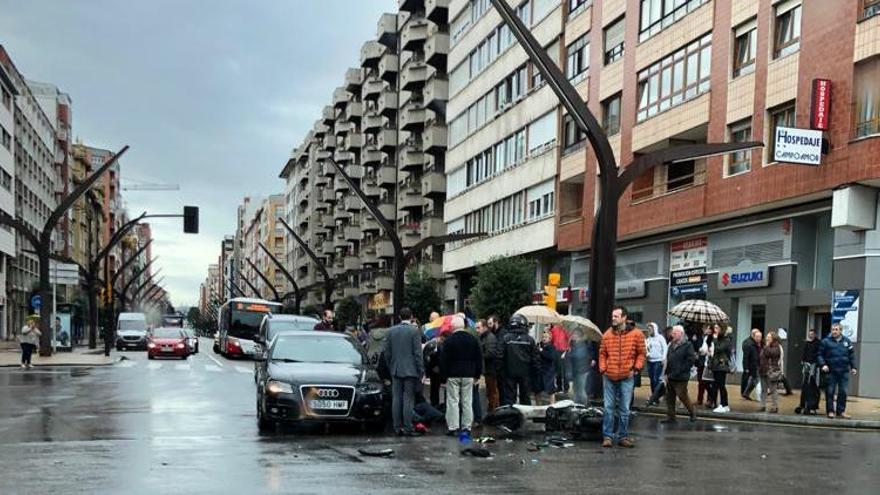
[774,126,823,166]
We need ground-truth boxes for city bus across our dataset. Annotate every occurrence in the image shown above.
[216,297,282,358]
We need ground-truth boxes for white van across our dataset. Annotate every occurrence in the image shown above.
[116,312,148,350]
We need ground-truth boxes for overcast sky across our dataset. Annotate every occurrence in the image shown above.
[0,0,391,307]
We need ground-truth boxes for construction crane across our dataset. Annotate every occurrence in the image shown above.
[121,180,180,192]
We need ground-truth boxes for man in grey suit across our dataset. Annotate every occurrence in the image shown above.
[384,307,424,436]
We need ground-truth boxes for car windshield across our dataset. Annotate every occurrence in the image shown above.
[270,335,363,364]
[152,329,184,339]
[119,320,145,331]
[267,320,317,340]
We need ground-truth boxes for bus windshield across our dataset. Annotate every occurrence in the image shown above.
[226,301,280,340]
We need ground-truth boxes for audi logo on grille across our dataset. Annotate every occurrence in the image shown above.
[315,388,340,398]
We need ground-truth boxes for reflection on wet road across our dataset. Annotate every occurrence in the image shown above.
[0,338,878,494]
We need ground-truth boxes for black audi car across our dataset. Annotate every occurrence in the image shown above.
[255,332,386,432]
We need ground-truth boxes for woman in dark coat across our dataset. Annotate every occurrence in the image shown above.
[709,324,733,413]
[536,329,559,404]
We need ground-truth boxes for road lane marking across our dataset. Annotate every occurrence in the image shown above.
[235,366,252,374]
[117,360,137,368]
[207,355,224,367]
[205,364,222,372]
[175,363,191,371]
[147,362,162,370]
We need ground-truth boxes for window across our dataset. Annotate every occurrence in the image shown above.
[637,34,711,122]
[569,0,591,18]
[566,34,590,82]
[667,160,695,191]
[528,112,557,154]
[853,57,880,138]
[602,94,621,136]
[732,20,757,77]
[1,169,11,191]
[1,85,10,111]
[639,0,709,42]
[604,17,625,65]
[768,102,796,161]
[727,120,752,176]
[1,126,10,151]
[773,1,801,59]
[863,0,880,21]
[562,114,587,153]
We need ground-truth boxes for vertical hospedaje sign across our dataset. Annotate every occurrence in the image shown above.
[811,78,831,131]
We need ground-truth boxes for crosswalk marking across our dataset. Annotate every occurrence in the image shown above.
[118,360,137,368]
[235,366,253,374]
[115,359,254,374]
[147,362,162,370]
[205,364,222,372]
[175,363,191,371]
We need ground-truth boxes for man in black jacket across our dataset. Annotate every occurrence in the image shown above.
[439,317,483,434]
[663,325,697,423]
[477,319,501,411]
[741,329,762,400]
[499,314,540,406]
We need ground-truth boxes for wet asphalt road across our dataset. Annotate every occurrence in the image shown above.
[1,338,878,495]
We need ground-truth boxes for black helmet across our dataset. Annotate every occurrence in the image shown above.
[508,314,528,329]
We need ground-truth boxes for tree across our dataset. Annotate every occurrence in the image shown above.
[301,304,321,319]
[404,266,442,324]
[335,297,362,329]
[470,256,535,324]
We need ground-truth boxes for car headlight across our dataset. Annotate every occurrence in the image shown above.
[147,342,156,349]
[357,382,383,394]
[267,380,293,395]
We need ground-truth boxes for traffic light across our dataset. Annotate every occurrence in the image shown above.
[543,272,560,311]
[183,206,199,234]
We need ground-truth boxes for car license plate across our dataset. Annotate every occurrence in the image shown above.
[162,346,172,352]
[309,400,348,410]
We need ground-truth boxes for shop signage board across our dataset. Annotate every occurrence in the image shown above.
[810,78,831,131]
[773,126,823,166]
[718,264,770,290]
[831,290,860,342]
[670,237,708,271]
[669,268,708,298]
[615,280,646,299]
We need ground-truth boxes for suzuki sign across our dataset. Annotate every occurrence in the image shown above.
[719,264,770,290]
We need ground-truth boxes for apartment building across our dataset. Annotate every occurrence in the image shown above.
[0,45,57,336]
[523,0,880,397]
[280,1,450,313]
[219,235,234,301]
[443,0,566,308]
[69,144,104,271]
[234,195,262,297]
[240,194,287,301]
[80,145,126,286]
[0,51,16,339]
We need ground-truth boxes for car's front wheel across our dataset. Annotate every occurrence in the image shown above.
[257,400,275,433]
[148,354,154,360]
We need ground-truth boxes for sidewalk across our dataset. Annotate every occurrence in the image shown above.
[632,380,880,430]
[0,341,121,367]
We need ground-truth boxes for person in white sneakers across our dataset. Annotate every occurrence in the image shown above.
[708,324,733,413]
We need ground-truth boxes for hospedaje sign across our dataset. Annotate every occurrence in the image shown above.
[718,264,770,290]
[774,127,823,166]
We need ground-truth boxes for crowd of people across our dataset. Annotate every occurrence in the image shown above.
[311,305,859,446]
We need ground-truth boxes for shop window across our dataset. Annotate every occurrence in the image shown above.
[853,56,880,139]
[602,94,622,136]
[732,19,757,77]
[726,119,752,176]
[768,101,796,162]
[566,34,590,82]
[773,1,801,59]
[604,17,625,65]
[862,0,880,21]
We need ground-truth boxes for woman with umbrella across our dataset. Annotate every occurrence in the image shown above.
[668,299,730,409]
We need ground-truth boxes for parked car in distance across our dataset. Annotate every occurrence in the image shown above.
[184,328,199,354]
[213,331,220,354]
[116,312,148,351]
[147,327,190,360]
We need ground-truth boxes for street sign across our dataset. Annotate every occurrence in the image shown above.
[30,294,42,310]
[50,261,80,286]
[773,127,823,166]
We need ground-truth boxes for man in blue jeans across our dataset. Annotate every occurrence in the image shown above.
[598,307,646,448]
[818,323,858,419]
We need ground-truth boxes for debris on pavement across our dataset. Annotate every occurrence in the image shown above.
[358,448,395,457]
[461,447,492,458]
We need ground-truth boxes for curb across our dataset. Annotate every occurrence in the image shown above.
[635,405,880,430]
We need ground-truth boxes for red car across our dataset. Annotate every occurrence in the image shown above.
[147,328,190,359]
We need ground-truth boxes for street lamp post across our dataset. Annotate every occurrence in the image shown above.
[245,257,280,302]
[112,239,153,311]
[277,218,334,309]
[258,242,301,313]
[237,268,262,299]
[118,256,157,311]
[488,0,762,332]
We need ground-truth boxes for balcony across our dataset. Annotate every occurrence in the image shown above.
[345,101,363,122]
[424,75,448,115]
[401,60,429,92]
[344,285,360,298]
[345,68,364,92]
[425,31,449,71]
[378,90,398,118]
[420,215,445,238]
[322,134,336,150]
[376,129,398,151]
[362,245,378,265]
[398,0,423,13]
[399,222,422,248]
[400,148,425,172]
[423,123,447,155]
[378,201,396,221]
[360,279,377,297]
[333,87,349,109]
[316,149,331,161]
[344,254,361,271]
[361,146,382,165]
[344,133,363,151]
[400,103,426,132]
[322,214,335,229]
[313,121,329,137]
[334,177,350,193]
[321,189,336,203]
[346,164,365,180]
[378,53,399,83]
[362,77,384,101]
[375,270,394,290]
[401,20,428,51]
[322,105,335,124]
[425,0,449,24]
[362,180,380,198]
[344,224,362,241]
[377,166,397,187]
[360,40,385,69]
[399,186,423,211]
[362,214,380,232]
[333,232,348,249]
[421,170,446,197]
[377,13,398,48]
[334,208,350,222]
[334,149,355,163]
[345,195,362,213]
[423,258,443,279]
[363,113,383,133]
[334,120,353,136]
[322,239,335,255]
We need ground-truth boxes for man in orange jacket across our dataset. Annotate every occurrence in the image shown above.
[599,306,647,448]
